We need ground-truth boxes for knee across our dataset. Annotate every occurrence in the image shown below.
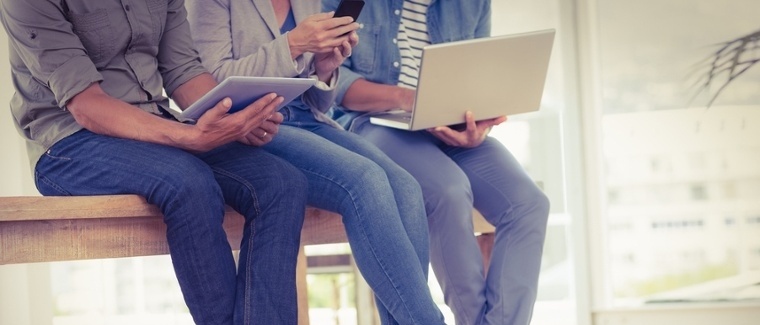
[534,190,551,218]
[346,159,394,193]
[152,159,225,223]
[424,179,473,220]
[385,165,424,201]
[515,188,551,231]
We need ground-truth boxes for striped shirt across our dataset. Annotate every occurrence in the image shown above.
[396,0,431,89]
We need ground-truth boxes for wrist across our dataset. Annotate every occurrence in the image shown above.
[286,32,305,60]
[315,66,333,83]
[171,123,205,152]
[395,86,413,111]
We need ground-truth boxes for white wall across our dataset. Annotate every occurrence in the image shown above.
[0,23,51,325]
[0,22,35,196]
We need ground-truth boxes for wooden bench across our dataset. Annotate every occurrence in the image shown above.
[0,194,495,324]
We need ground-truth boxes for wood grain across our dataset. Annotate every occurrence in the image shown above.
[0,194,495,325]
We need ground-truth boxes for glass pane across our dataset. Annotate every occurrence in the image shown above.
[596,0,760,305]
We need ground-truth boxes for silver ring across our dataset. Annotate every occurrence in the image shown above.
[262,131,268,137]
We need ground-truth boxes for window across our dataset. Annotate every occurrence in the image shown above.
[588,0,760,307]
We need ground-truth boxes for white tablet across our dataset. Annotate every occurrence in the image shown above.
[179,76,317,122]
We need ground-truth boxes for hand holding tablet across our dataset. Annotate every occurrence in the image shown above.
[180,76,317,122]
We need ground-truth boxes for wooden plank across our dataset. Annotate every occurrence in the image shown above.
[0,195,492,265]
[301,207,347,245]
[0,195,495,325]
[0,197,347,265]
[0,195,160,221]
[0,214,244,264]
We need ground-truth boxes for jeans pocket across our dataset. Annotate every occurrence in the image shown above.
[34,171,71,196]
[34,150,74,196]
[279,106,293,122]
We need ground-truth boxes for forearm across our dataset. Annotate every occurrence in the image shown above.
[171,73,218,110]
[67,83,199,151]
[341,79,410,112]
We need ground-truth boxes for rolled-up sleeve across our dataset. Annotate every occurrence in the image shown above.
[0,0,102,107]
[158,0,208,97]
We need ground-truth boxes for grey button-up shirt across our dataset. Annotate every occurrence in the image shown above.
[0,0,207,169]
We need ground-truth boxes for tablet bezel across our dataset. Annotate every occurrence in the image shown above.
[179,76,317,122]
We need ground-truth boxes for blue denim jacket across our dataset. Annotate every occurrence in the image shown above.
[323,0,492,129]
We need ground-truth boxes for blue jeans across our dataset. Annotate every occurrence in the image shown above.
[353,121,551,325]
[34,130,308,325]
[264,107,446,325]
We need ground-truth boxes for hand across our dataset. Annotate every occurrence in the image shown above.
[427,111,507,148]
[239,111,284,146]
[288,12,360,58]
[190,93,284,152]
[314,31,359,82]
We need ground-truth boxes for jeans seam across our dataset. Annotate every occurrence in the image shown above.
[210,166,261,325]
[298,167,419,323]
[34,172,72,196]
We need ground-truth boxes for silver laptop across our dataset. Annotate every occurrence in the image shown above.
[369,29,555,131]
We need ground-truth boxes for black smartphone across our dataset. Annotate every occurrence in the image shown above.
[334,0,365,21]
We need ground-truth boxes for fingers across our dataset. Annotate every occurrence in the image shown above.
[203,97,233,120]
[478,115,508,128]
[237,93,281,121]
[340,40,352,57]
[258,119,279,137]
[329,22,360,39]
[321,15,355,30]
[348,31,359,47]
[427,111,497,148]
[268,111,284,124]
[428,126,466,147]
[240,131,268,147]
[331,47,344,62]
[464,111,478,139]
[308,11,336,22]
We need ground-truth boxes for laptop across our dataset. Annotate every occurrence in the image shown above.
[369,29,555,131]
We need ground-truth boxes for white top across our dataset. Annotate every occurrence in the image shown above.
[396,0,432,89]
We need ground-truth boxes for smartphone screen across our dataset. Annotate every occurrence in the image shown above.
[334,0,365,21]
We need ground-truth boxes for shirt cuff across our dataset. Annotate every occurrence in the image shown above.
[309,65,339,91]
[282,32,307,75]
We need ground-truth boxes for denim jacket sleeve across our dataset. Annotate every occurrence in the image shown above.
[474,0,492,39]
[335,65,364,107]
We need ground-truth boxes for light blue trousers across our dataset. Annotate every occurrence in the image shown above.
[353,121,551,325]
[264,107,446,325]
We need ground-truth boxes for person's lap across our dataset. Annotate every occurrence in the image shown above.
[354,120,550,325]
[35,129,306,325]
[262,109,444,324]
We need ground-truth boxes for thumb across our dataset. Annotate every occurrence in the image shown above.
[203,97,232,120]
